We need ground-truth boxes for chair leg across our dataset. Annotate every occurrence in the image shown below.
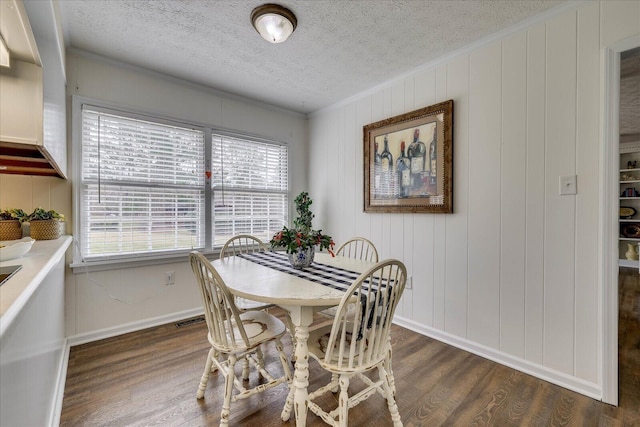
[379,365,402,427]
[220,354,237,427]
[284,313,296,344]
[197,347,216,399]
[210,349,219,373]
[256,346,265,377]
[330,373,339,393]
[338,375,350,427]
[242,357,250,381]
[275,338,292,382]
[385,343,396,396]
[284,314,296,364]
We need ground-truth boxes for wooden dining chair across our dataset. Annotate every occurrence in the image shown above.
[302,259,407,427]
[189,251,292,427]
[219,235,274,312]
[335,237,379,263]
[316,237,380,320]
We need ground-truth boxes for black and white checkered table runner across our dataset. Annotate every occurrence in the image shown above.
[238,251,394,340]
[237,251,363,292]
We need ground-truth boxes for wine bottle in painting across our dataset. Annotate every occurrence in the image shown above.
[429,125,437,187]
[380,135,394,197]
[396,141,410,198]
[407,128,426,193]
[374,141,382,197]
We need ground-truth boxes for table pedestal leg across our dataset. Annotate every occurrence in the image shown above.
[281,308,312,426]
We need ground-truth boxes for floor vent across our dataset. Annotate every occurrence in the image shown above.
[175,316,205,328]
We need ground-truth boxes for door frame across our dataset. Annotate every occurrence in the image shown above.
[602,34,640,406]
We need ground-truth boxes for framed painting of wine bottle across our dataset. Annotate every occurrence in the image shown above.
[363,99,453,213]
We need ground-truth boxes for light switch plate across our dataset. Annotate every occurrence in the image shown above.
[559,175,577,195]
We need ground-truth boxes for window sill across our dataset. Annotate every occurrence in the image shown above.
[70,249,219,273]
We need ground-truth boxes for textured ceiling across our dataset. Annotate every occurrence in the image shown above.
[59,0,562,114]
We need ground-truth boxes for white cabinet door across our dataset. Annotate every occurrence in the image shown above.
[0,60,43,146]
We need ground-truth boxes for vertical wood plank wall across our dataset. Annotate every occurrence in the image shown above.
[0,175,71,220]
[309,1,639,395]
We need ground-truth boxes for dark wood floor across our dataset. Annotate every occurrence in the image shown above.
[60,270,640,426]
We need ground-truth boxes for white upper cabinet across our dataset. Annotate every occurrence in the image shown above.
[0,0,66,178]
[0,59,43,146]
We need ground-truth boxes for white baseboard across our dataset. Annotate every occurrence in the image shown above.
[67,308,204,347]
[49,339,70,427]
[393,315,603,401]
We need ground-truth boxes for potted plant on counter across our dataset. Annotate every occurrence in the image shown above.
[27,207,66,240]
[0,208,27,241]
[270,192,334,269]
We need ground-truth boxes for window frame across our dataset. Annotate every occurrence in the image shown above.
[71,96,289,272]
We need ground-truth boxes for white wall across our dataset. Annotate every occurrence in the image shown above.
[309,0,639,400]
[62,51,308,340]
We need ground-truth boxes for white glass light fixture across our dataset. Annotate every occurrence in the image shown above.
[251,4,297,44]
[0,34,10,68]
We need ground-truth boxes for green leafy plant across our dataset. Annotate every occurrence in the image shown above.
[270,192,334,255]
[27,207,65,221]
[0,208,28,222]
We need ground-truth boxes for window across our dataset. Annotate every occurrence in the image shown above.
[79,107,206,261]
[211,134,288,245]
[75,101,288,266]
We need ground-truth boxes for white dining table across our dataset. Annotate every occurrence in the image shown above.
[210,251,376,427]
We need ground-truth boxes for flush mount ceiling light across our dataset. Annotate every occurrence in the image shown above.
[251,3,297,44]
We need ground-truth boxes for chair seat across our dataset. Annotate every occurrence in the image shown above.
[212,310,287,352]
[308,323,379,370]
[316,301,358,319]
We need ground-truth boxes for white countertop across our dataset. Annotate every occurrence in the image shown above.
[0,236,72,337]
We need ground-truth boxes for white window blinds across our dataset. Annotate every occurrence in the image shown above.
[80,107,205,259]
[211,134,288,246]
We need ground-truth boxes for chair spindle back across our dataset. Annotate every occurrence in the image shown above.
[336,237,379,262]
[189,251,250,351]
[220,235,267,259]
[323,259,406,370]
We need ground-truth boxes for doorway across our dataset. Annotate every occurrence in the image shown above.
[604,36,640,406]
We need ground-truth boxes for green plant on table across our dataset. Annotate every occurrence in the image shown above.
[270,192,334,255]
[27,207,66,221]
[0,208,28,222]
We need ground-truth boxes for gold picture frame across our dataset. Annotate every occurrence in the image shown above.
[364,99,453,213]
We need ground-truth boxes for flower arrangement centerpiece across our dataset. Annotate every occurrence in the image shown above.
[27,207,66,240]
[270,192,334,269]
[0,208,28,241]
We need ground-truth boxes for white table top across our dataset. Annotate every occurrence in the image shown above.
[211,252,374,307]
